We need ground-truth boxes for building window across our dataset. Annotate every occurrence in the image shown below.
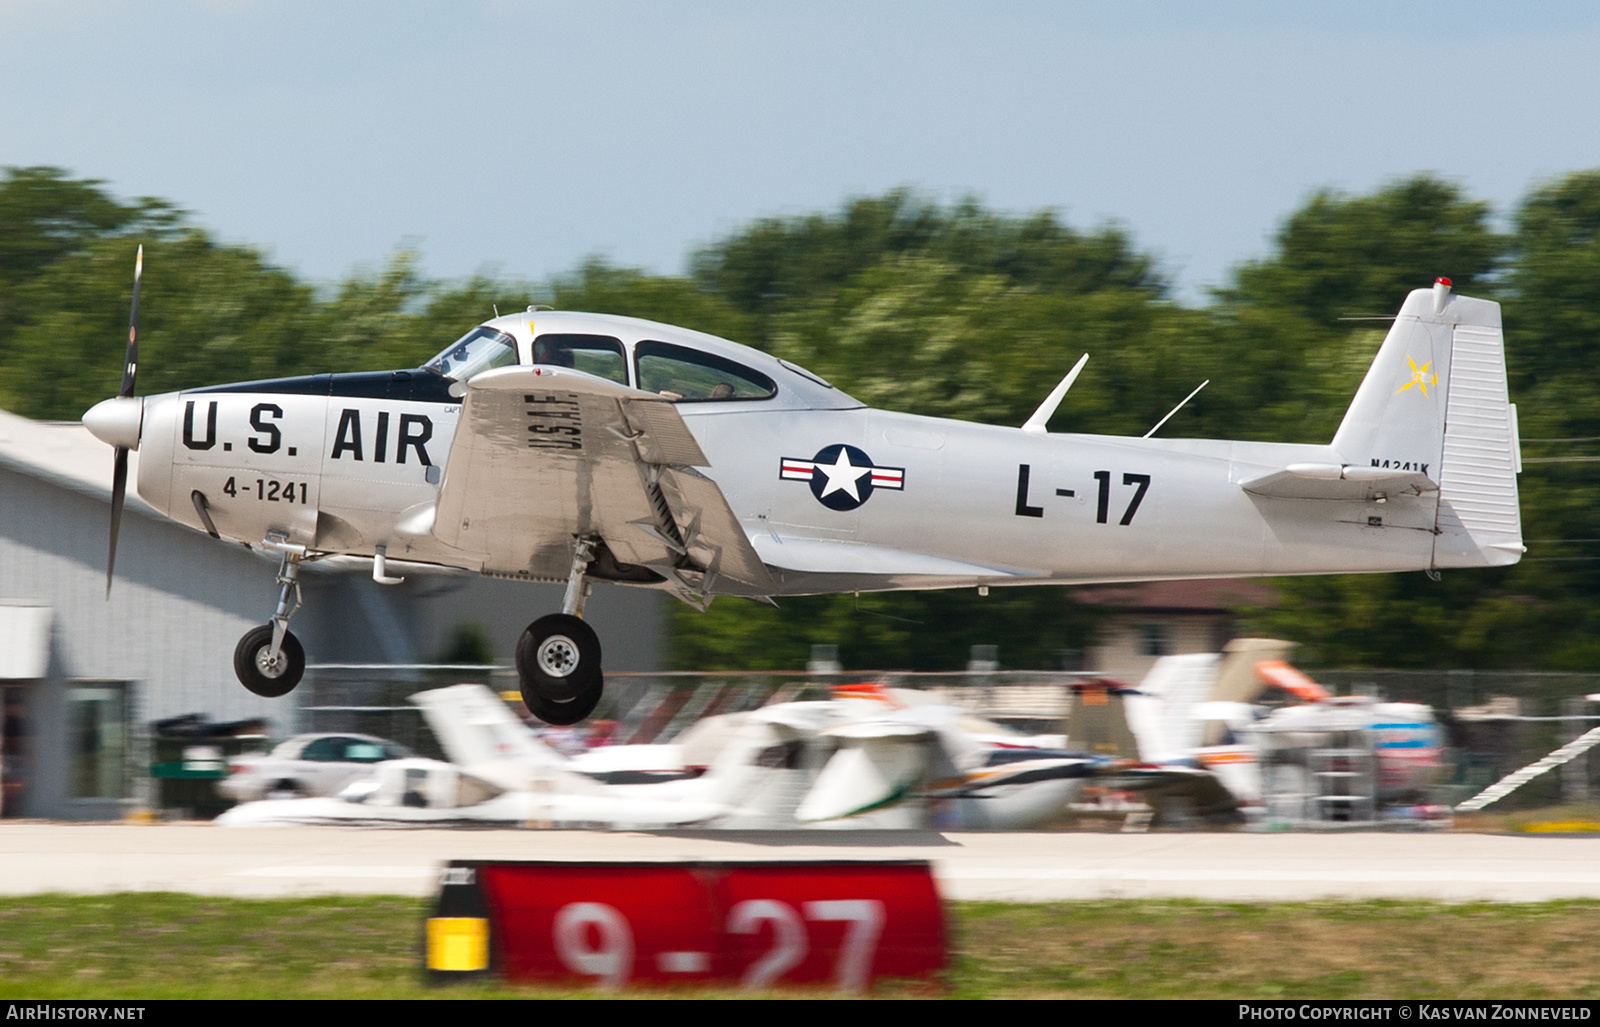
[68,685,127,799]
[1138,623,1172,658]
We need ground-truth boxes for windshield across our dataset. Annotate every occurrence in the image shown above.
[422,327,520,382]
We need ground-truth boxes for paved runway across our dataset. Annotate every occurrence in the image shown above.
[3,823,1600,902]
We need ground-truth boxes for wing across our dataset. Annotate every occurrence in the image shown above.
[432,365,772,599]
[795,725,935,823]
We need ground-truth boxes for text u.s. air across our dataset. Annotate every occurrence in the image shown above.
[83,254,1523,724]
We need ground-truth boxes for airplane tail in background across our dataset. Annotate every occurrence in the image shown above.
[410,684,567,772]
[1330,281,1524,569]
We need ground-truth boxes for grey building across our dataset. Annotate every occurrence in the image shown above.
[0,410,663,819]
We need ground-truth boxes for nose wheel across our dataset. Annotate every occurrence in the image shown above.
[233,535,308,698]
[234,624,305,698]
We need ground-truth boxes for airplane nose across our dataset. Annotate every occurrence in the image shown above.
[83,396,143,450]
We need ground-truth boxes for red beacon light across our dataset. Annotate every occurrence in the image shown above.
[1432,276,1453,313]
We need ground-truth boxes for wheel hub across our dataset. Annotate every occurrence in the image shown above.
[536,635,580,678]
[254,647,287,678]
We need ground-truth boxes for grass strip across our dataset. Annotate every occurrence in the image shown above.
[1,894,1598,999]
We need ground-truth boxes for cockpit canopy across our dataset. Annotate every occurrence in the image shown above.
[422,311,860,412]
[635,340,776,401]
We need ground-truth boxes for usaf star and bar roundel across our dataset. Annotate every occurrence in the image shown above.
[780,444,905,511]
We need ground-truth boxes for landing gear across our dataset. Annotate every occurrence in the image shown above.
[516,614,601,703]
[234,535,307,698]
[515,537,605,725]
[522,668,604,726]
[235,624,305,698]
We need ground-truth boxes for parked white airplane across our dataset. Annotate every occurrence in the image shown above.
[217,683,1115,829]
[1086,641,1444,820]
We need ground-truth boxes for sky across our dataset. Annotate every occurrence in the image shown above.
[4,1,1599,302]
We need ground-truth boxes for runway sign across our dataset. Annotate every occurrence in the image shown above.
[425,860,946,991]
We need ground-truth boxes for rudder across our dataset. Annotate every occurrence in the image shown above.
[1433,319,1524,567]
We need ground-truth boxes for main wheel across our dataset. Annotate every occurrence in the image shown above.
[234,624,305,698]
[523,680,604,727]
[515,614,601,704]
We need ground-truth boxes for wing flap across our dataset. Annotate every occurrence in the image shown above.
[657,467,773,589]
[621,399,709,466]
[433,367,769,590]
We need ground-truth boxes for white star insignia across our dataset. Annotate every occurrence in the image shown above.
[814,448,870,501]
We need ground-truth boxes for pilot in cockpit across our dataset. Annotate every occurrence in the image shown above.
[532,337,577,368]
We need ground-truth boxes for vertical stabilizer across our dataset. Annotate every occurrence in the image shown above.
[410,684,567,770]
[1329,284,1522,569]
[1122,654,1220,763]
[1330,287,1454,480]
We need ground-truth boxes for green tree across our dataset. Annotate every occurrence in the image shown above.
[550,259,749,343]
[0,167,180,366]
[0,167,178,293]
[691,190,1163,343]
[0,230,316,419]
[1223,175,1506,330]
[672,589,1099,673]
[1242,174,1573,669]
[1503,170,1600,396]
[1484,170,1600,668]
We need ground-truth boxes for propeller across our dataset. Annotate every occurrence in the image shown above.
[105,245,142,596]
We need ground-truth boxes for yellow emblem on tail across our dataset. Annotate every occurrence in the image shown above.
[1398,356,1437,395]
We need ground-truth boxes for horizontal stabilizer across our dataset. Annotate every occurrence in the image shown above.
[1240,463,1437,501]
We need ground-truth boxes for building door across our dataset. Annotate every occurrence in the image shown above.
[0,684,30,817]
[67,684,129,803]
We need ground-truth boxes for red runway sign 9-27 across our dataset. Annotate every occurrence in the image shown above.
[426,860,946,992]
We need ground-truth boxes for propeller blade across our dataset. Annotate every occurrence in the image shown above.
[119,245,142,398]
[107,245,141,596]
[107,446,128,597]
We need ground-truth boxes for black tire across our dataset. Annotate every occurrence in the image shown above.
[234,624,305,698]
[523,679,604,727]
[267,778,303,799]
[515,614,601,703]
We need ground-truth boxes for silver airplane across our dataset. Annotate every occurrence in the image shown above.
[83,257,1523,724]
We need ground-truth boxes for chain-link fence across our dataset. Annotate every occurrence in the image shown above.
[295,666,1096,752]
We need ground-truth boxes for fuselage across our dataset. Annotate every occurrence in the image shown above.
[123,309,1439,596]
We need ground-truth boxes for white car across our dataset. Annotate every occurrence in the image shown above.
[219,733,414,802]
